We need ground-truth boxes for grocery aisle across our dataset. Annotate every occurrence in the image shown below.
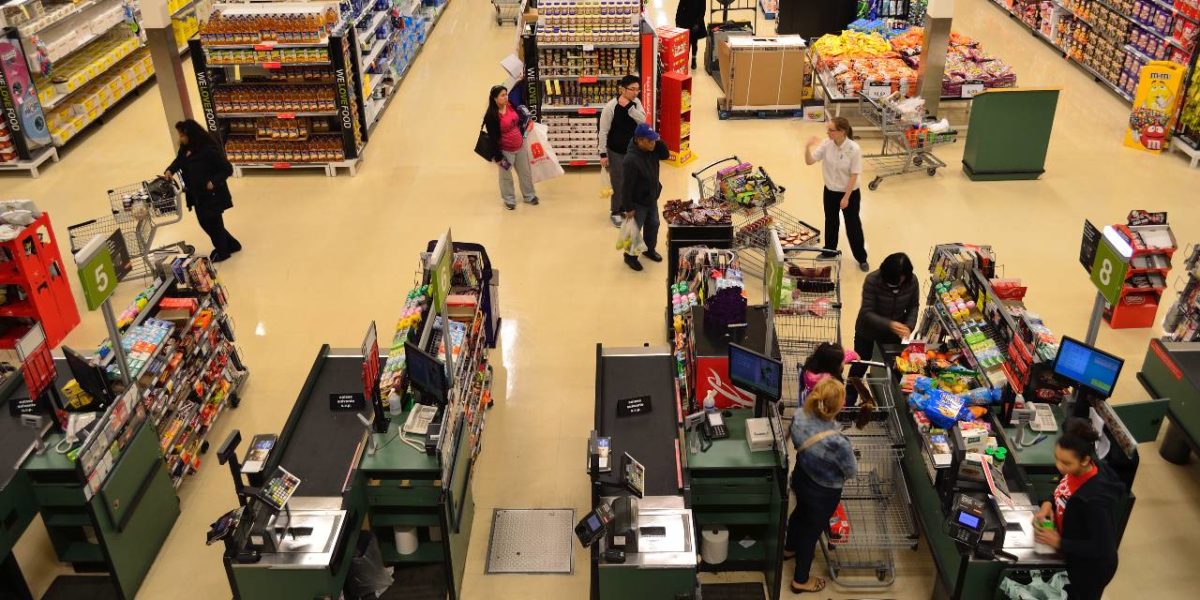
[0,0,1198,598]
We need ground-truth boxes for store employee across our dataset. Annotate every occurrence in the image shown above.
[804,117,867,272]
[1033,419,1122,600]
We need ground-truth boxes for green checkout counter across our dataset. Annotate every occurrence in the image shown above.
[1,373,42,600]
[216,345,478,600]
[589,342,788,600]
[877,343,1161,600]
[1,359,179,600]
[1139,339,1200,465]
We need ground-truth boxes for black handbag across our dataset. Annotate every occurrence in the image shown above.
[474,121,496,162]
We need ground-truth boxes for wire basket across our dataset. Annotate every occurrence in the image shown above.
[735,210,821,278]
[106,178,185,225]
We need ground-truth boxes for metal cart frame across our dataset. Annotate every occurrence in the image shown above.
[774,247,842,411]
[493,0,522,25]
[818,362,920,587]
[67,177,195,281]
[691,156,820,279]
[857,92,958,190]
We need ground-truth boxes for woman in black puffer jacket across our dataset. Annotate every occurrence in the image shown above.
[846,252,919,404]
[675,0,706,70]
[162,120,241,262]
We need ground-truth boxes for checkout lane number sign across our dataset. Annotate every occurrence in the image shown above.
[76,230,131,311]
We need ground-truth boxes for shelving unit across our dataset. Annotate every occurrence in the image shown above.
[1104,222,1178,329]
[987,0,1198,103]
[659,72,694,166]
[1162,245,1200,340]
[524,0,652,167]
[98,256,248,488]
[0,212,79,350]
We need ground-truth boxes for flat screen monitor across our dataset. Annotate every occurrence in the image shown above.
[729,343,782,402]
[405,341,448,405]
[1052,337,1123,398]
[62,346,112,408]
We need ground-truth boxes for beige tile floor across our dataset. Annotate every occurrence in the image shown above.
[3,0,1200,597]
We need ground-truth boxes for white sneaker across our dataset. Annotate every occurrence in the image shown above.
[610,214,623,227]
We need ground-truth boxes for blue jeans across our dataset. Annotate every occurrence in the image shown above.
[785,466,843,584]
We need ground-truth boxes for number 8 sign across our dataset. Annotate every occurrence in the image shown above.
[1090,238,1129,305]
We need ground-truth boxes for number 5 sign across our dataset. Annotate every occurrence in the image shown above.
[1090,237,1130,305]
[76,230,131,310]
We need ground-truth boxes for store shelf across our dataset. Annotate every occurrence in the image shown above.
[357,11,390,41]
[536,41,640,48]
[541,105,603,114]
[207,60,334,68]
[16,0,116,37]
[1150,0,1200,24]
[202,38,331,51]
[361,32,394,69]
[1076,59,1134,101]
[172,1,197,17]
[214,111,338,118]
[40,51,143,112]
[43,19,128,64]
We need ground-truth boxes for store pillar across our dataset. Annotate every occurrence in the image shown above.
[141,0,193,146]
[917,0,954,118]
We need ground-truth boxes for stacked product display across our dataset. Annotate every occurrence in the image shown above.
[1178,56,1200,147]
[917,244,1061,395]
[988,0,1199,102]
[526,0,648,166]
[1103,219,1177,328]
[95,256,248,487]
[812,28,1017,100]
[191,1,448,175]
[1162,244,1200,341]
[0,207,79,349]
[170,0,213,52]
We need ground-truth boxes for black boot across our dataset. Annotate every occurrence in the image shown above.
[624,254,643,271]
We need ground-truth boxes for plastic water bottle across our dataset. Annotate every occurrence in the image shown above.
[704,390,717,414]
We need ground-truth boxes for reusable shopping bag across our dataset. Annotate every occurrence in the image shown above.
[997,570,1069,600]
[615,217,647,256]
[599,166,613,200]
[525,122,565,183]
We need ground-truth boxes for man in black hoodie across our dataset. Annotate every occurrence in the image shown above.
[1034,419,1123,600]
[619,123,669,272]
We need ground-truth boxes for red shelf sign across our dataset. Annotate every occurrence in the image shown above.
[577,107,598,115]
[276,112,296,119]
[262,61,282,69]
[272,162,292,169]
[577,76,598,84]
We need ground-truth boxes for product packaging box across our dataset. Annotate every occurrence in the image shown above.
[802,103,826,122]
[718,36,807,110]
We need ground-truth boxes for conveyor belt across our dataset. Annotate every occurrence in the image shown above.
[596,347,679,497]
[0,359,75,491]
[274,349,374,498]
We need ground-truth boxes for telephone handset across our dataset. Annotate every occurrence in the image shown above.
[704,412,728,440]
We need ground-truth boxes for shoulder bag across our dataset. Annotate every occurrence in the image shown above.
[474,120,496,162]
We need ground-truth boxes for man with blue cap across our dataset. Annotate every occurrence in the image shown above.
[619,123,669,272]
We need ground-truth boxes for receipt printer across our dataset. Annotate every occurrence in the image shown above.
[745,417,774,452]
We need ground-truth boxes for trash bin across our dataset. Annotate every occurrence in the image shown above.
[345,531,395,600]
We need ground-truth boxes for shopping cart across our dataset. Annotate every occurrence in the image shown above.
[493,0,522,25]
[774,247,842,412]
[819,362,919,587]
[857,92,958,190]
[692,156,820,278]
[68,177,195,281]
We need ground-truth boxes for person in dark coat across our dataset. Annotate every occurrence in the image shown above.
[162,120,241,262]
[619,123,669,272]
[675,0,707,70]
[1034,419,1123,600]
[846,252,919,404]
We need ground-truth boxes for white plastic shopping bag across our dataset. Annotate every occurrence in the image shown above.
[525,122,565,184]
[615,216,647,255]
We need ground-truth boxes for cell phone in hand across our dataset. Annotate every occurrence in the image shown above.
[500,158,511,170]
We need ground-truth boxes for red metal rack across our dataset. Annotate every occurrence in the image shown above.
[0,213,80,349]
[659,71,695,167]
[1104,223,1177,329]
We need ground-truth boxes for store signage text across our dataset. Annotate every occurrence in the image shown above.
[336,68,352,131]
[195,70,218,132]
[0,81,19,132]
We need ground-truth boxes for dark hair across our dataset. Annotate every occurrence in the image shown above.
[880,252,914,286]
[830,116,854,140]
[619,75,640,88]
[1057,418,1101,461]
[175,119,218,150]
[803,342,846,380]
[485,85,508,122]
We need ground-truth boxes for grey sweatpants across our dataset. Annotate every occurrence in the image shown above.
[499,147,536,206]
[607,150,625,215]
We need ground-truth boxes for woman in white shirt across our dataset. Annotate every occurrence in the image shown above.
[805,117,868,272]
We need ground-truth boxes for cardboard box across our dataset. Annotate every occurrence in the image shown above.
[719,36,808,110]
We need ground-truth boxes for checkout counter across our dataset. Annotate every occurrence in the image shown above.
[1139,339,1200,465]
[0,374,41,600]
[588,344,697,600]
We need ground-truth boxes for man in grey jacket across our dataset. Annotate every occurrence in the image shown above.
[599,75,646,227]
[847,253,920,404]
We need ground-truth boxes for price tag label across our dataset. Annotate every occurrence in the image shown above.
[583,44,594,51]
[262,61,282,69]
[865,83,891,99]
[276,112,296,119]
[272,162,292,169]
[961,82,985,98]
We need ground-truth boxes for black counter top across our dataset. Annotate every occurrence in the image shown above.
[595,346,680,498]
[273,346,374,499]
[0,359,75,491]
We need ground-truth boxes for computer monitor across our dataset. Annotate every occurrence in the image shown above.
[404,341,448,405]
[1052,337,1124,398]
[62,346,113,409]
[729,343,782,416]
